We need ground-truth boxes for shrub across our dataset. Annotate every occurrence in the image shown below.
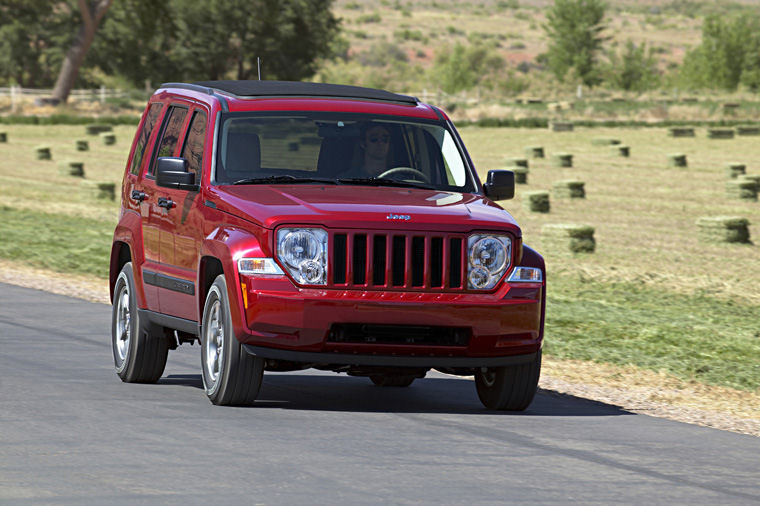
[431,43,505,93]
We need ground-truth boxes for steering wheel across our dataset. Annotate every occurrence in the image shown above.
[378,166,431,183]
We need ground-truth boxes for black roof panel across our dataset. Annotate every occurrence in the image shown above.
[184,80,418,104]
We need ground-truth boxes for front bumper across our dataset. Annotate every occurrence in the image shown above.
[236,275,544,363]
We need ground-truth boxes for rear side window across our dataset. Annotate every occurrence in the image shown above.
[129,103,163,175]
[181,110,207,181]
[149,105,188,176]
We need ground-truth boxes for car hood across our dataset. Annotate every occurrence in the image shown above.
[208,185,521,235]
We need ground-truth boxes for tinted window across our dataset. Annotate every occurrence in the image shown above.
[181,111,207,181]
[150,106,188,176]
[129,103,163,175]
[215,113,474,192]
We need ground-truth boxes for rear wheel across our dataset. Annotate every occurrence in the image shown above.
[475,351,542,411]
[201,275,264,406]
[111,262,168,383]
[369,374,416,387]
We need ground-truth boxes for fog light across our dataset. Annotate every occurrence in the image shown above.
[299,260,324,284]
[468,266,490,289]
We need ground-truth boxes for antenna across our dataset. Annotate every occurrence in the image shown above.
[257,57,261,80]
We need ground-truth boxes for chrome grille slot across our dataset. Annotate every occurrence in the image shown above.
[328,230,468,291]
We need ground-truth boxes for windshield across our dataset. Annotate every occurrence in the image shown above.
[214,112,476,192]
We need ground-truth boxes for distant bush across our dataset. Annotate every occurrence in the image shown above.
[357,12,382,24]
[345,1,361,9]
[446,26,465,36]
[394,29,426,42]
[603,40,660,92]
[432,43,505,93]
[356,41,408,67]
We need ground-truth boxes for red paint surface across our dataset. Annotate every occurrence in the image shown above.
[110,85,545,359]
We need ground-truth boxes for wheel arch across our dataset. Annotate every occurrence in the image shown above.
[198,226,267,340]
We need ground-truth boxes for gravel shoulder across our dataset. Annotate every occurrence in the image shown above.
[1,258,757,437]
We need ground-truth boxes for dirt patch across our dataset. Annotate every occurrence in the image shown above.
[1,258,757,436]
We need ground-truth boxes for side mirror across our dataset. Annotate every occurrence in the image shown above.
[156,157,199,191]
[483,169,515,201]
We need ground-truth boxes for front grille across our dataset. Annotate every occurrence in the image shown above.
[330,230,466,291]
[328,324,470,346]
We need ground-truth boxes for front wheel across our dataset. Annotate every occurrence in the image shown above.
[111,262,168,383]
[475,351,542,411]
[201,275,264,406]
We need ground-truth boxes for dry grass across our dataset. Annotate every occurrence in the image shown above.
[0,124,130,222]
[460,126,760,303]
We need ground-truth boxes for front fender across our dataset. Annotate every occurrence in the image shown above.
[199,226,268,341]
[518,244,546,344]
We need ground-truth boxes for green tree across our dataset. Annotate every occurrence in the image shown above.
[432,43,505,93]
[679,15,759,91]
[0,1,74,87]
[604,40,660,92]
[89,0,340,86]
[543,0,608,87]
[51,0,114,103]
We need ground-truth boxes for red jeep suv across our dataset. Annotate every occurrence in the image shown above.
[110,81,545,409]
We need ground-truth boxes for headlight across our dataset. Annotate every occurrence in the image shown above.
[467,234,511,289]
[276,228,328,285]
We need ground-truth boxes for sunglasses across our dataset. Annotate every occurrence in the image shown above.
[368,136,390,144]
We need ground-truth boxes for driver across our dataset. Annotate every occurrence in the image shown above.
[358,123,392,177]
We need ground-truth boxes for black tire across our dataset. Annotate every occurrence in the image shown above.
[475,351,542,411]
[369,374,416,387]
[200,275,264,406]
[111,262,168,383]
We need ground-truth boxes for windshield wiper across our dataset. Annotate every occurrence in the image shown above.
[231,175,338,185]
[337,177,434,190]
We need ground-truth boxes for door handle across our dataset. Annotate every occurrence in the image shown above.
[130,189,147,203]
[157,197,176,209]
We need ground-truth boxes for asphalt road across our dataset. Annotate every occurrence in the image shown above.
[1,282,759,505]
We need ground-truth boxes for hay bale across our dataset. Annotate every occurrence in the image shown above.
[551,152,573,168]
[525,146,545,158]
[542,224,596,254]
[506,157,528,168]
[100,132,116,145]
[612,145,630,157]
[512,166,529,184]
[738,174,760,192]
[82,181,116,200]
[550,121,574,132]
[696,216,750,244]
[668,127,695,137]
[523,191,550,213]
[85,123,113,135]
[722,102,739,113]
[0,131,7,143]
[737,126,760,136]
[725,163,746,179]
[668,153,687,168]
[35,146,52,160]
[726,179,758,201]
[59,161,85,177]
[707,128,735,139]
[75,139,89,151]
[553,180,585,199]
[591,137,621,146]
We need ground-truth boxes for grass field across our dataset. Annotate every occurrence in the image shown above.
[0,123,758,392]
